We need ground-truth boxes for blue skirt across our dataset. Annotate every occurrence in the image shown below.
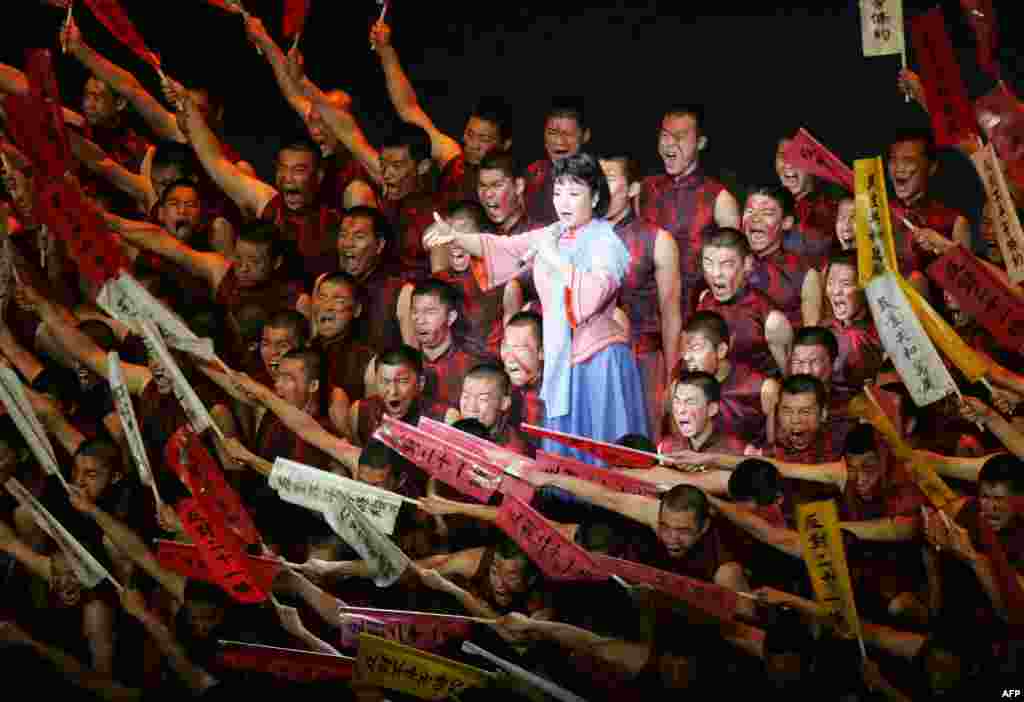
[542,342,650,466]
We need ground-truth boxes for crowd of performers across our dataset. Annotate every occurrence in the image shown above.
[0,3,1022,699]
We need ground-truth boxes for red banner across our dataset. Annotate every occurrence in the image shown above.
[961,0,999,79]
[926,245,1024,354]
[417,417,529,470]
[204,0,243,14]
[217,641,355,682]
[337,607,473,651]
[780,128,854,193]
[155,540,283,593]
[495,494,605,582]
[166,426,261,546]
[532,451,663,498]
[520,424,658,469]
[26,50,72,180]
[498,476,536,504]
[593,554,739,622]
[82,0,161,69]
[910,7,979,148]
[283,0,310,39]
[374,417,502,502]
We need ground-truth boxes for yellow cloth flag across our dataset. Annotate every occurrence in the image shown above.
[896,275,990,384]
[855,156,899,286]
[848,388,959,514]
[796,500,862,641]
[355,633,491,700]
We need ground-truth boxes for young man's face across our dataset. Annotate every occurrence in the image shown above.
[72,454,117,504]
[671,383,715,439]
[788,344,833,384]
[488,554,529,607]
[598,158,633,222]
[260,325,300,378]
[377,363,421,418]
[887,139,933,203]
[274,357,316,409]
[313,280,359,339]
[776,391,822,452]
[379,145,419,198]
[460,375,509,430]
[543,115,587,162]
[681,331,724,375]
[742,194,788,257]
[49,552,83,608]
[150,164,188,202]
[835,199,856,250]
[658,114,702,177]
[231,239,276,288]
[656,506,708,558]
[477,168,523,227]
[337,214,384,279]
[411,293,455,350]
[82,77,120,127]
[275,148,321,210]
[462,116,503,166]
[185,599,226,640]
[826,262,862,323]
[775,139,814,199]
[500,324,542,388]
[702,245,750,302]
[846,450,887,501]
[980,481,1017,532]
[158,184,202,241]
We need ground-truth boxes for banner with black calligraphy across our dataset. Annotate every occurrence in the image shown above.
[859,0,905,57]
[495,494,605,582]
[532,451,663,498]
[855,157,900,285]
[374,417,503,502]
[0,368,65,487]
[337,607,474,652]
[927,246,1024,355]
[217,641,355,683]
[25,50,72,181]
[865,272,956,407]
[155,540,284,593]
[910,7,979,148]
[781,128,854,193]
[796,500,863,642]
[970,143,1024,283]
[324,492,410,587]
[520,424,659,469]
[355,633,491,700]
[107,352,156,490]
[418,417,526,466]
[97,272,198,341]
[593,554,738,621]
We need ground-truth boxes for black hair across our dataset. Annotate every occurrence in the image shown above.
[478,150,523,180]
[376,345,424,378]
[446,199,491,231]
[470,96,512,142]
[661,103,705,135]
[264,309,311,348]
[340,205,394,246]
[780,374,827,409]
[617,433,655,452]
[843,423,879,457]
[889,126,937,162]
[380,123,431,163]
[792,326,839,362]
[277,138,322,170]
[278,348,322,384]
[358,439,399,471]
[411,278,460,314]
[597,152,640,185]
[505,311,543,346]
[237,221,286,261]
[746,184,795,217]
[551,152,611,218]
[545,97,587,132]
[659,485,709,528]
[464,362,511,398]
[728,458,782,506]
[702,227,752,258]
[673,370,721,403]
[158,177,202,208]
[979,454,1024,493]
[151,140,199,176]
[451,417,490,439]
[684,311,730,349]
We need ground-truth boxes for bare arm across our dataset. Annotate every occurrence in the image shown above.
[311,95,383,185]
[708,495,802,558]
[0,322,44,384]
[244,16,313,117]
[862,621,925,660]
[0,518,51,580]
[654,229,683,372]
[714,189,740,229]
[840,516,919,542]
[69,133,154,211]
[800,268,822,327]
[522,472,659,529]
[960,397,1024,460]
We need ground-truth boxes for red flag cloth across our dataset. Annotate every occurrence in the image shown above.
[594,554,739,622]
[960,0,999,79]
[495,494,605,582]
[204,0,243,13]
[417,417,530,470]
[374,417,502,502]
[926,246,1024,355]
[337,607,474,651]
[155,540,283,593]
[282,0,310,39]
[217,641,355,682]
[780,128,854,193]
[25,50,72,180]
[32,177,127,288]
[82,0,160,69]
[532,451,664,498]
[910,7,979,148]
[165,426,261,546]
[520,424,659,469]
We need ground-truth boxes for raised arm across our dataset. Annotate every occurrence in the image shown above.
[521,471,660,529]
[654,229,683,371]
[708,495,802,558]
[244,15,315,118]
[69,132,154,212]
[0,63,84,127]
[371,22,461,167]
[800,268,823,327]
[309,90,383,185]
[960,396,1024,460]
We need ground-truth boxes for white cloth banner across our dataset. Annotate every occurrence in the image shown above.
[971,143,1024,283]
[138,319,222,440]
[860,0,906,57]
[324,492,410,588]
[97,272,197,341]
[164,335,217,362]
[0,368,64,485]
[5,477,116,589]
[270,458,402,535]
[866,273,956,407]
[107,352,154,488]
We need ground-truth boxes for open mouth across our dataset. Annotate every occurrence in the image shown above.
[282,189,304,208]
[384,398,405,414]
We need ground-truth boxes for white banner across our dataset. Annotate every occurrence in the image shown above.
[866,273,956,407]
[0,368,65,486]
[5,477,117,589]
[324,492,410,588]
[97,272,197,341]
[138,319,222,441]
[270,458,403,535]
[860,0,906,57]
[971,143,1024,283]
[164,335,216,362]
[107,352,154,488]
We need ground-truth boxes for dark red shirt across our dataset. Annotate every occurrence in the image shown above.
[891,196,964,274]
[614,211,662,342]
[436,153,479,207]
[311,331,375,413]
[351,263,404,354]
[749,248,811,327]
[510,383,545,454]
[827,315,884,403]
[697,286,780,375]
[422,340,480,411]
[524,159,557,227]
[717,362,770,446]
[657,429,747,457]
[641,517,735,583]
[319,152,374,209]
[771,433,843,525]
[380,190,440,282]
[790,190,840,268]
[437,264,504,358]
[639,168,727,317]
[260,194,341,282]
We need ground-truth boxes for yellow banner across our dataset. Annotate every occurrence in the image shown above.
[355,633,491,700]
[848,389,959,514]
[855,157,899,286]
[896,275,990,384]
[796,500,862,641]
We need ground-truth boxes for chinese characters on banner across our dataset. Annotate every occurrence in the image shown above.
[355,633,491,700]
[865,272,956,407]
[337,608,473,652]
[796,500,863,642]
[520,423,659,468]
[910,7,979,148]
[859,0,905,57]
[108,352,156,489]
[495,494,605,582]
[927,246,1024,354]
[97,272,198,342]
[0,368,63,483]
[971,143,1024,283]
[217,640,355,683]
[781,128,855,193]
[855,157,900,286]
[532,451,664,498]
[323,492,410,587]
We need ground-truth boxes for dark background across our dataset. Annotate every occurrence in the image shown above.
[4,0,1011,224]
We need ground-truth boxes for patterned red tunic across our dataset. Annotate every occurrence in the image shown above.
[891,197,964,274]
[749,248,811,327]
[697,286,780,375]
[523,159,557,227]
[790,190,840,267]
[260,195,341,282]
[380,190,442,282]
[437,263,504,358]
[717,362,770,446]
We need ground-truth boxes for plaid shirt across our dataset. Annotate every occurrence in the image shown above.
[827,315,884,403]
[749,248,812,327]
[892,196,964,274]
[524,159,557,226]
[319,152,375,208]
[312,331,376,412]
[614,211,661,340]
[260,194,342,282]
[791,191,840,268]
[351,263,405,354]
[639,168,726,317]
[717,362,770,446]
[510,383,545,454]
[437,153,480,208]
[772,430,843,525]
[697,286,780,375]
[422,339,480,411]
[437,265,504,357]
[381,190,441,282]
